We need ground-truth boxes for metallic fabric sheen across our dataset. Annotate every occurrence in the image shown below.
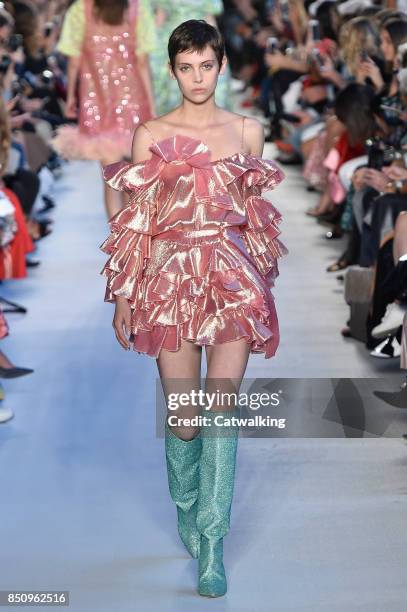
[100,134,288,358]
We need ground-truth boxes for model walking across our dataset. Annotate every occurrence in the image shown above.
[52,0,156,218]
[100,20,288,597]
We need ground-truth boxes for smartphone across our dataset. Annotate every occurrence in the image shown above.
[8,33,23,53]
[309,19,321,42]
[360,50,369,62]
[266,37,279,54]
[280,0,289,20]
[312,48,324,68]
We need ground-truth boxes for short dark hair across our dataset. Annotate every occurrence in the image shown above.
[383,18,407,52]
[168,19,225,71]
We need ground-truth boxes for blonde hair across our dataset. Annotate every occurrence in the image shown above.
[340,17,380,75]
[288,0,308,44]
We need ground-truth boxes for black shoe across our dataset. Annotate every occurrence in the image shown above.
[0,366,34,378]
[37,195,56,214]
[26,258,41,268]
[276,153,302,165]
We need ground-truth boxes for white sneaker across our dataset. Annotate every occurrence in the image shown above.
[372,302,407,338]
[370,335,401,359]
[0,406,14,423]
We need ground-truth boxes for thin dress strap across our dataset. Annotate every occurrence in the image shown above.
[140,122,156,144]
[241,116,246,153]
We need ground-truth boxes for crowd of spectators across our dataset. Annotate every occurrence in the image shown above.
[1,0,407,422]
[0,0,69,420]
[220,0,407,377]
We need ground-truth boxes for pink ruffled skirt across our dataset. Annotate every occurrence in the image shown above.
[126,226,280,359]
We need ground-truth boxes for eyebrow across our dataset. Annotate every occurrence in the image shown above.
[177,59,215,65]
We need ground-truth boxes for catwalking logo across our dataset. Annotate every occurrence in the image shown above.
[167,412,287,429]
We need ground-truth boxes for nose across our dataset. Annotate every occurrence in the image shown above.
[193,67,203,83]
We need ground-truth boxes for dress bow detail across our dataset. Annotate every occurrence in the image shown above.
[150,135,234,210]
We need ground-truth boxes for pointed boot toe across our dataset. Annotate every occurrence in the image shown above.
[198,536,227,597]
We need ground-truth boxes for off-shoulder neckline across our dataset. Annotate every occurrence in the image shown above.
[133,133,256,166]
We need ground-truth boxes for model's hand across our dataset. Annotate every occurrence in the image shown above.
[113,297,132,350]
[65,97,77,119]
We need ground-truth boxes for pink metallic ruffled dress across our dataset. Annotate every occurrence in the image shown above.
[100,133,288,359]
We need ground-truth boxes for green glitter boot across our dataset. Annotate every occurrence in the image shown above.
[165,420,202,558]
[196,410,239,597]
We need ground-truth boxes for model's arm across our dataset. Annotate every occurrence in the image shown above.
[137,54,156,118]
[244,117,265,157]
[131,122,154,162]
[65,55,81,118]
[56,0,85,117]
[113,123,156,347]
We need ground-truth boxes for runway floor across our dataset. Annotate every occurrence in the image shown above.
[1,136,407,610]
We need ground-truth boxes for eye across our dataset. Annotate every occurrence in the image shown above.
[203,64,213,70]
[179,66,190,72]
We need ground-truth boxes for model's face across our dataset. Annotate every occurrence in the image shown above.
[380,29,395,63]
[169,46,226,104]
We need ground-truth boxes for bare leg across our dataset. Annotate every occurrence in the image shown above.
[156,339,203,440]
[301,136,318,162]
[204,338,251,412]
[307,185,333,217]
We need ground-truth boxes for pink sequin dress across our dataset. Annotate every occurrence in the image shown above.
[100,120,288,359]
[52,0,152,162]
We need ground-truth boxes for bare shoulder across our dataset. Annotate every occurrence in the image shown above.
[131,122,155,163]
[243,116,264,155]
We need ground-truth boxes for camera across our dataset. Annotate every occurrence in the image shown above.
[366,138,401,170]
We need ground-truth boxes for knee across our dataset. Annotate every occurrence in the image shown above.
[168,424,201,441]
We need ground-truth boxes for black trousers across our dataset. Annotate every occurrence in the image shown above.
[3,168,40,216]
